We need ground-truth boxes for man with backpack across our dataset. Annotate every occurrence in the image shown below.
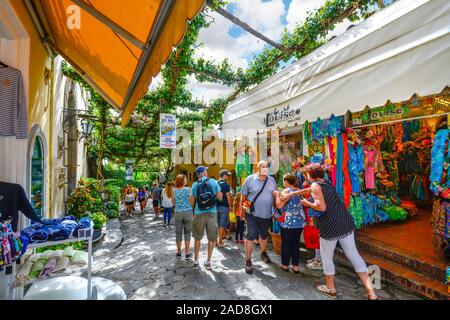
[189,166,222,270]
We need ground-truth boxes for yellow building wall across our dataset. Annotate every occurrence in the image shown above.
[175,142,236,188]
[11,1,53,217]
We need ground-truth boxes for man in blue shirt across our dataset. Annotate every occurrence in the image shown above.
[241,160,278,274]
[190,166,222,271]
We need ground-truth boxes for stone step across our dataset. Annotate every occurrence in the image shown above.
[355,232,447,282]
[336,250,449,300]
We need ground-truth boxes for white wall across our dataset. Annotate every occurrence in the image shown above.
[51,56,89,217]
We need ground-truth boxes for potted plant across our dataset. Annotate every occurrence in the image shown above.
[90,212,107,242]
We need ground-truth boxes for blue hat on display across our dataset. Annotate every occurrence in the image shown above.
[196,166,208,175]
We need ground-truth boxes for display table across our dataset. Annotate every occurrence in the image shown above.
[10,227,93,300]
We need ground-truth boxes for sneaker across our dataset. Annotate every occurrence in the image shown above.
[176,252,182,259]
[261,251,272,264]
[307,258,316,264]
[307,260,323,270]
[204,261,212,270]
[185,253,192,260]
[193,261,200,270]
[245,260,253,274]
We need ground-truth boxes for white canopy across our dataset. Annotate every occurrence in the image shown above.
[222,0,450,136]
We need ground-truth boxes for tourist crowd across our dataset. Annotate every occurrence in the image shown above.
[121,162,377,300]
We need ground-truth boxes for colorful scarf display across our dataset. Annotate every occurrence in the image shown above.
[430,129,449,196]
[0,222,29,271]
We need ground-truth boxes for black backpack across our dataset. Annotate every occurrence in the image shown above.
[195,178,217,210]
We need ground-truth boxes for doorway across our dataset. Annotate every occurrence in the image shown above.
[31,136,45,218]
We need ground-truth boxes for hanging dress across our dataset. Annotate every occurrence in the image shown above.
[364,147,376,189]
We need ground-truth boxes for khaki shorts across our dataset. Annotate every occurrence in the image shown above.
[192,213,217,241]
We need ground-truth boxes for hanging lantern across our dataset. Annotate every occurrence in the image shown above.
[81,118,94,137]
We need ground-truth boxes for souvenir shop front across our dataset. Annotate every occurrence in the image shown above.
[222,0,450,298]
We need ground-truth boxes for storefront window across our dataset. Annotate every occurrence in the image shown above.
[31,136,44,219]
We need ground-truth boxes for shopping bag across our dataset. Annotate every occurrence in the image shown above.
[304,225,320,249]
[229,211,236,224]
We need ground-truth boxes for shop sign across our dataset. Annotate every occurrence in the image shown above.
[369,104,405,122]
[262,105,301,128]
[125,160,133,181]
[350,94,450,126]
[160,113,177,149]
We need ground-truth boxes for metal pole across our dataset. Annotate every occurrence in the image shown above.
[71,0,145,49]
[8,264,15,300]
[87,234,93,300]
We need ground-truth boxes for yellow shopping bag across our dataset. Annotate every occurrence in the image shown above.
[229,211,236,224]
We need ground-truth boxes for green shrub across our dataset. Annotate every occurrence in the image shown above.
[89,212,107,230]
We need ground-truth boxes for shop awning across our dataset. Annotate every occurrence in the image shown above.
[26,0,205,126]
[222,0,450,137]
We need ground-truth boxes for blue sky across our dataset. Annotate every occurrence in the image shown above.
[187,0,350,101]
[151,0,392,101]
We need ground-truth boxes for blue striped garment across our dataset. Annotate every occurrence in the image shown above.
[0,66,28,139]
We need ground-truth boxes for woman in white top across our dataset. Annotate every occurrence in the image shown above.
[124,188,135,216]
[162,182,174,228]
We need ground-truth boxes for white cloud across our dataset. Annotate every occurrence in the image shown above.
[193,1,287,102]
[228,0,286,40]
[187,75,234,102]
[190,0,358,103]
[196,11,249,69]
[286,0,326,31]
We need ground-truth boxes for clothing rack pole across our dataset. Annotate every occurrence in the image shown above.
[8,264,15,300]
[87,235,92,300]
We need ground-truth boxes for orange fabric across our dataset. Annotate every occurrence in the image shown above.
[34,0,205,122]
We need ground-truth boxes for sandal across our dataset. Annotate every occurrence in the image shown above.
[306,258,317,264]
[193,261,200,270]
[367,291,378,300]
[280,265,290,272]
[316,284,337,299]
[176,252,182,259]
[291,267,300,274]
[204,261,212,270]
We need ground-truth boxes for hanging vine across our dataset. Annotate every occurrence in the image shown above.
[61,0,392,178]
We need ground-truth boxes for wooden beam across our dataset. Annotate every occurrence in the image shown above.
[206,0,292,55]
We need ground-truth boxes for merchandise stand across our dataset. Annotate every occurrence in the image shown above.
[9,228,93,300]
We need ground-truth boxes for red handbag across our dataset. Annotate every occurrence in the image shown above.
[303,207,320,249]
[303,225,320,249]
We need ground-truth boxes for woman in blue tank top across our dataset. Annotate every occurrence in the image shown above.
[275,173,305,273]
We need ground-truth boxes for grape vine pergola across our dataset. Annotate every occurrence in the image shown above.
[63,0,390,182]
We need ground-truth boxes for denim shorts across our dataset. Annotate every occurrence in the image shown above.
[216,206,230,228]
[246,214,272,241]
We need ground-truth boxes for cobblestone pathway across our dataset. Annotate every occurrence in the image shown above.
[92,207,420,300]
